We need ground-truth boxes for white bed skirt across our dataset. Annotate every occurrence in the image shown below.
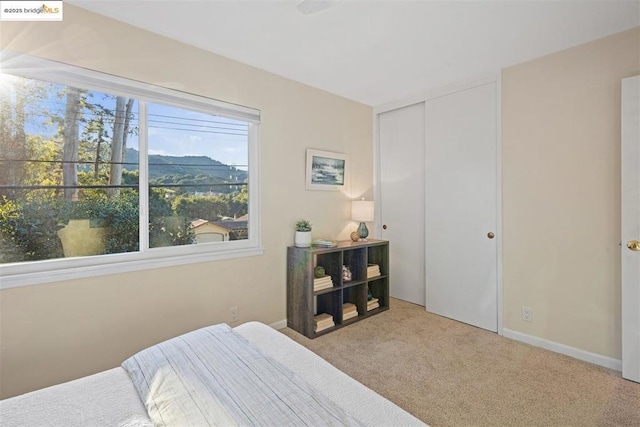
[0,322,425,426]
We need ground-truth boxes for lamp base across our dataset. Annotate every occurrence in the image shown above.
[357,222,369,241]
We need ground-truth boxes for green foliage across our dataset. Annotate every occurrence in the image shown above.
[0,196,63,262]
[173,194,229,222]
[0,189,200,261]
[172,187,248,222]
[58,192,111,225]
[123,147,247,196]
[24,135,62,188]
[229,186,248,218]
[104,191,139,253]
[296,219,312,232]
[149,189,194,248]
[121,169,139,185]
[0,74,247,260]
[99,189,196,251]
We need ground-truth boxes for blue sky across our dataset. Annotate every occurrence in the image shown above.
[147,103,248,169]
[14,76,248,168]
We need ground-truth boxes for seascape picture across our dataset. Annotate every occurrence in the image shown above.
[305,149,347,191]
[311,155,345,186]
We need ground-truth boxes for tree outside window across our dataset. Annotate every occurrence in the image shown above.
[0,74,250,264]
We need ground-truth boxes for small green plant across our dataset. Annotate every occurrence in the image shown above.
[295,219,312,232]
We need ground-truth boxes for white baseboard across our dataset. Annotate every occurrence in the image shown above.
[269,319,288,330]
[502,328,622,372]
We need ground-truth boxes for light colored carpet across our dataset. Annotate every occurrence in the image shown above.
[280,298,640,427]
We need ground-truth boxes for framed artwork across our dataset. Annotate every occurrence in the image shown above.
[305,149,347,191]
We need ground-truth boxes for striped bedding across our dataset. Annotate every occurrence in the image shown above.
[122,323,362,426]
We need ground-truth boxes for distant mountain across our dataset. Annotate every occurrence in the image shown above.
[124,148,247,182]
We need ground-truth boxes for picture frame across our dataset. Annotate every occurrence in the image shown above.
[306,149,347,191]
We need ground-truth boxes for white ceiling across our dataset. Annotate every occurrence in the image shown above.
[68,0,639,106]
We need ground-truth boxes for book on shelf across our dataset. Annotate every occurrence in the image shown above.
[314,312,333,323]
[367,302,380,311]
[314,312,335,332]
[312,239,338,248]
[315,323,334,332]
[342,302,357,312]
[315,321,334,329]
[342,302,359,320]
[343,310,358,321]
[316,319,335,329]
[314,280,333,288]
[367,263,381,278]
[313,275,334,291]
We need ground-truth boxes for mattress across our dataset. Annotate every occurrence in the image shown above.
[0,322,425,426]
[0,368,148,427]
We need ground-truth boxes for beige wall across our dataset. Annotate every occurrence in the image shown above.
[502,27,640,359]
[1,5,637,400]
[0,5,373,398]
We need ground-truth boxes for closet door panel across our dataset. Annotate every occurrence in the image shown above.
[379,102,426,305]
[424,82,498,332]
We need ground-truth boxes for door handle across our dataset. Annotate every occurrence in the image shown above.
[487,232,495,239]
[628,240,640,251]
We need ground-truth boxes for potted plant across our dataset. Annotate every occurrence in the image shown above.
[294,219,312,248]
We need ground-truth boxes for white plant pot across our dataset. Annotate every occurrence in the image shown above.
[294,231,312,248]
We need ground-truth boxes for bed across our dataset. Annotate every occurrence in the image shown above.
[0,322,426,426]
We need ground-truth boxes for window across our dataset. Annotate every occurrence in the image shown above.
[0,53,261,288]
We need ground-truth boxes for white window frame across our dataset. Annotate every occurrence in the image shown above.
[0,52,262,289]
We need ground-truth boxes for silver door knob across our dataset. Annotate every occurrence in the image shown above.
[487,232,495,239]
[383,224,387,230]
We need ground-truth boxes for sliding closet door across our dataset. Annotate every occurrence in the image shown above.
[622,75,640,383]
[379,102,426,305]
[424,82,498,332]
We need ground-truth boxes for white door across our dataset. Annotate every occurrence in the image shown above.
[622,75,640,383]
[424,82,498,332]
[378,102,426,305]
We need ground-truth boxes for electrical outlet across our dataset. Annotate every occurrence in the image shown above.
[229,306,239,323]
[521,306,532,322]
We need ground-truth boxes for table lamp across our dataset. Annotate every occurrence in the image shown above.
[351,199,374,241]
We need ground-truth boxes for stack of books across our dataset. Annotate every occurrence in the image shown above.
[367,297,380,311]
[342,303,358,321]
[312,239,338,248]
[313,275,334,292]
[314,313,335,332]
[367,264,381,278]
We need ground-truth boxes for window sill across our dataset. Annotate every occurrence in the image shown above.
[0,245,264,289]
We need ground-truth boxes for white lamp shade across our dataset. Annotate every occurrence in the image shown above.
[351,200,374,222]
